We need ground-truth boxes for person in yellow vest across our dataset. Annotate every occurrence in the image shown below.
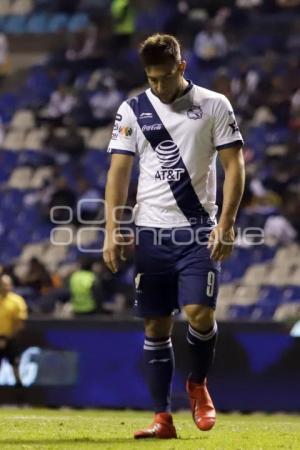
[0,274,28,386]
[70,258,97,315]
[111,0,135,53]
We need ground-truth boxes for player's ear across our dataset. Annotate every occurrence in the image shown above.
[178,60,186,74]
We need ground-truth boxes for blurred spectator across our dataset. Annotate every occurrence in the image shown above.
[44,121,87,163]
[277,0,300,7]
[45,176,76,222]
[0,33,10,81]
[69,257,98,315]
[212,68,231,98]
[135,0,174,35]
[21,258,58,294]
[20,258,66,313]
[0,115,4,146]
[65,26,98,62]
[264,215,297,246]
[41,84,77,125]
[193,21,227,64]
[0,274,28,386]
[236,0,262,7]
[11,0,33,15]
[76,178,101,223]
[86,77,122,127]
[111,0,136,52]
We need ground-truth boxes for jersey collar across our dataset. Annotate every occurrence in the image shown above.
[149,79,194,105]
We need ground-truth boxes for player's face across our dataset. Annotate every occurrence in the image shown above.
[145,61,186,104]
[0,275,12,296]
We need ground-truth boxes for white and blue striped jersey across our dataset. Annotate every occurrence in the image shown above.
[107,81,243,228]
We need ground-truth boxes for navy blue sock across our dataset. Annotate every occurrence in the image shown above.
[187,322,218,384]
[144,336,175,413]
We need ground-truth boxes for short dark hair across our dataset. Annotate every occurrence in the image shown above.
[139,33,182,67]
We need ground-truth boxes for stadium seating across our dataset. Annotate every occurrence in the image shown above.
[0,0,298,319]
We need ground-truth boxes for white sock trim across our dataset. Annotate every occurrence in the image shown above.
[188,322,217,341]
[144,337,172,351]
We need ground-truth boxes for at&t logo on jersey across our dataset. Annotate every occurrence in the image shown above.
[154,140,184,181]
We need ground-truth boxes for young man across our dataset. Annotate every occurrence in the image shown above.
[103,33,245,439]
[0,274,28,386]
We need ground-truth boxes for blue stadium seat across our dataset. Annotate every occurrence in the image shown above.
[3,15,27,34]
[0,93,19,123]
[221,247,253,283]
[15,206,40,227]
[242,34,276,55]
[31,223,54,243]
[251,246,277,264]
[265,124,290,146]
[25,66,57,103]
[0,208,15,230]
[17,150,54,167]
[228,304,255,319]
[1,189,24,211]
[0,150,18,172]
[82,150,109,187]
[47,13,68,32]
[282,286,300,303]
[68,13,89,32]
[0,16,7,32]
[63,245,81,264]
[26,13,49,33]
[259,285,283,302]
[0,241,22,264]
[251,303,278,319]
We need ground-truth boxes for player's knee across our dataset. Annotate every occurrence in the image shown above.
[184,305,215,332]
[144,317,173,338]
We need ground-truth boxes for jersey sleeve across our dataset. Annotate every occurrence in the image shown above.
[107,101,137,156]
[212,95,244,150]
[14,295,28,321]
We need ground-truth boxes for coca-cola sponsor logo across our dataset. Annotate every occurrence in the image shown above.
[142,124,163,131]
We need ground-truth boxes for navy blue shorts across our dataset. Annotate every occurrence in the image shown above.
[134,222,221,318]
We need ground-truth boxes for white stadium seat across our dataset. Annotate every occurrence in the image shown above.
[232,285,260,305]
[0,0,11,16]
[265,266,294,286]
[217,283,237,304]
[11,110,35,130]
[242,263,270,285]
[24,127,47,150]
[29,166,54,188]
[88,126,112,149]
[10,0,33,16]
[42,244,68,265]
[18,243,48,263]
[7,167,33,188]
[274,303,300,321]
[3,129,25,151]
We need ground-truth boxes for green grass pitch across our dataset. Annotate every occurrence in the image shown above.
[0,408,299,450]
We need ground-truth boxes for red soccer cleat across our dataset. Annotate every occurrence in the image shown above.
[134,412,177,439]
[186,378,216,431]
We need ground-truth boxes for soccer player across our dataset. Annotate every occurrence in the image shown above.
[0,274,28,386]
[103,33,245,439]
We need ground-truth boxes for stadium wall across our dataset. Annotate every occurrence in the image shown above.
[0,318,299,412]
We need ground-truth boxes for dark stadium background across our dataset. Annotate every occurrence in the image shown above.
[0,0,299,411]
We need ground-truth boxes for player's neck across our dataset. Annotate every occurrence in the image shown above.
[170,78,189,103]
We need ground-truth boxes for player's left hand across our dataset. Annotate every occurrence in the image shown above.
[207,225,235,262]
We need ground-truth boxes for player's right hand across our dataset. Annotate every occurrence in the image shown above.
[103,230,133,273]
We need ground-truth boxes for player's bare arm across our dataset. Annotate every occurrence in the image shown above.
[103,153,134,273]
[208,146,245,262]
